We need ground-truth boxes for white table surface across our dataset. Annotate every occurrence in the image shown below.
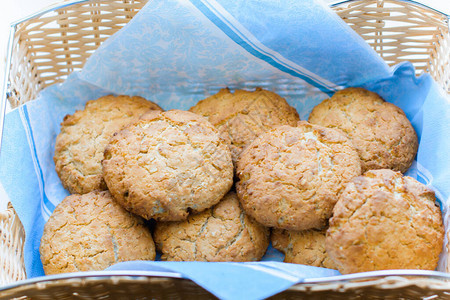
[0,0,448,212]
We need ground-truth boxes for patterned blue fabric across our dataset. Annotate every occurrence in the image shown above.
[107,261,340,300]
[1,1,448,299]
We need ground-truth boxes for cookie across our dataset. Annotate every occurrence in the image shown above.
[190,88,300,165]
[326,169,444,274]
[102,109,234,221]
[40,191,156,275]
[308,87,418,173]
[54,95,162,194]
[236,121,361,231]
[153,191,269,261]
[271,228,336,269]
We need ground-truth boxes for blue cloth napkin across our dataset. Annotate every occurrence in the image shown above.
[106,261,339,300]
[1,0,449,299]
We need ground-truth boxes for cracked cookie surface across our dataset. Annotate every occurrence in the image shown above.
[190,88,300,166]
[102,110,234,221]
[54,95,162,194]
[236,121,361,231]
[153,191,269,261]
[308,87,418,173]
[326,169,444,274]
[39,191,156,275]
[271,228,336,269]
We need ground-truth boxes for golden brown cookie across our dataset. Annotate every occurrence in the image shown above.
[54,95,162,194]
[326,169,444,274]
[190,88,300,165]
[102,110,234,221]
[39,191,156,275]
[236,121,361,231]
[308,87,418,173]
[153,191,269,262]
[271,228,336,269]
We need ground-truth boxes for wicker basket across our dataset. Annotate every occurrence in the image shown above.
[1,0,449,298]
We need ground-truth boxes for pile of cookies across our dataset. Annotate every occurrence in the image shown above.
[41,87,444,275]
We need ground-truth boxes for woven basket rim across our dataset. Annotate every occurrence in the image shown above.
[9,0,449,27]
[329,0,450,16]
[1,269,450,293]
[303,269,450,283]
[0,270,183,292]
[10,0,96,27]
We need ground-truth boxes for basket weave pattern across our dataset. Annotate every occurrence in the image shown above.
[0,204,26,284]
[9,0,147,107]
[1,0,450,297]
[1,274,450,299]
[333,0,450,93]
[0,277,217,300]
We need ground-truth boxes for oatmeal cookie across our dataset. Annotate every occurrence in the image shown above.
[54,95,162,194]
[271,228,336,269]
[153,191,269,261]
[308,87,418,173]
[40,191,156,275]
[326,169,444,274]
[102,110,234,221]
[190,88,300,165]
[236,121,361,231]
